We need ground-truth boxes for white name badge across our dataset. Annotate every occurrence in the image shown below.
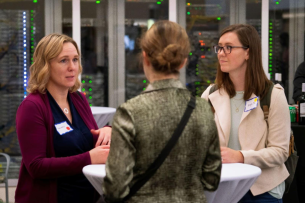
[244,96,259,112]
[55,121,73,135]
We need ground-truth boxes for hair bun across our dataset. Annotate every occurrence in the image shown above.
[161,44,181,63]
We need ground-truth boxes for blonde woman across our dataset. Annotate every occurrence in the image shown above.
[15,34,111,203]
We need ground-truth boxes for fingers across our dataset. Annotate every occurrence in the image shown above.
[95,133,105,147]
[101,145,110,149]
[101,134,110,145]
[90,129,99,135]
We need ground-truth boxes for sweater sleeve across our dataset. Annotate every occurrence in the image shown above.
[16,100,92,179]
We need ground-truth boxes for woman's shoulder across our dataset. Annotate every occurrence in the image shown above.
[201,84,218,100]
[19,92,45,107]
[271,84,285,100]
[17,92,47,117]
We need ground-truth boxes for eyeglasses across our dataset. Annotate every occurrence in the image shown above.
[213,45,249,54]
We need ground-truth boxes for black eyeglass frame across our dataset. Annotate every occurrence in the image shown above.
[213,45,249,54]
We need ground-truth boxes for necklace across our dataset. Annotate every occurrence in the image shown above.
[63,108,69,114]
[232,99,244,113]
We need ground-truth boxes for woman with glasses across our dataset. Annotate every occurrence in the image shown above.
[201,24,290,203]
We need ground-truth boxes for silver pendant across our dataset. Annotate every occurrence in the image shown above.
[64,108,69,114]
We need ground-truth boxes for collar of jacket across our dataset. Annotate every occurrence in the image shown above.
[142,78,185,93]
[209,87,258,146]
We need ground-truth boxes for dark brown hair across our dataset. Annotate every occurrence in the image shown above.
[140,20,190,74]
[215,24,272,100]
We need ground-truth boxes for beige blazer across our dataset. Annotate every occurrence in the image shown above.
[201,84,290,195]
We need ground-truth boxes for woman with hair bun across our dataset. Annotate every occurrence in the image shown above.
[102,20,221,203]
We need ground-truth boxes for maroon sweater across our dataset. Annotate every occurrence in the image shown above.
[15,91,99,203]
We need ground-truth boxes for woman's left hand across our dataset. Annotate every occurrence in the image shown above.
[221,147,244,163]
[91,127,112,147]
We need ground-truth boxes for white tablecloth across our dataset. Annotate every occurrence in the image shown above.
[83,163,261,202]
[83,164,106,195]
[91,106,116,128]
[205,163,261,203]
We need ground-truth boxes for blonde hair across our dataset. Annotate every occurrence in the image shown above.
[27,33,82,94]
[140,20,190,74]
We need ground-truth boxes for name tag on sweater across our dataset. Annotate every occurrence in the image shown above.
[55,121,73,135]
[244,96,258,112]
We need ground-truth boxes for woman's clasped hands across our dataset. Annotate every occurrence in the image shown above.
[220,147,244,163]
[89,127,112,164]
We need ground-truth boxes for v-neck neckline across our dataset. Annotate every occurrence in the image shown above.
[47,90,73,125]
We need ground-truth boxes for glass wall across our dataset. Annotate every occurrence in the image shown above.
[246,0,262,37]
[125,0,169,100]
[0,0,46,156]
[185,0,231,96]
[268,0,305,104]
[0,0,46,178]
[80,0,109,107]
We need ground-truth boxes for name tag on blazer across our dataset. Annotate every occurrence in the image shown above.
[244,96,259,112]
[55,121,73,135]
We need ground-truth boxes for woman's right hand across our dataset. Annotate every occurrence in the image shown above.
[89,145,110,164]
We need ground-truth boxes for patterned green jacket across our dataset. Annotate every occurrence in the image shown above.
[103,79,221,203]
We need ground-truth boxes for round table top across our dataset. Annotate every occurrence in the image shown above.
[83,164,106,178]
[90,106,116,115]
[220,163,261,182]
[83,163,261,182]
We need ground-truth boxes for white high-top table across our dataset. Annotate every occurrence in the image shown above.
[204,163,261,203]
[83,163,261,203]
[90,106,116,128]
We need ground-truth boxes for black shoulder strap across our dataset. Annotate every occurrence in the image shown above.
[208,85,218,113]
[123,96,196,201]
[260,83,274,121]
[209,84,218,95]
[76,91,84,101]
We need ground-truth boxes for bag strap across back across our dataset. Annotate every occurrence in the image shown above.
[123,95,196,201]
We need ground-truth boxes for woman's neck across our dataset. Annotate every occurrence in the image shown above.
[229,69,246,91]
[47,85,69,106]
[149,73,178,83]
